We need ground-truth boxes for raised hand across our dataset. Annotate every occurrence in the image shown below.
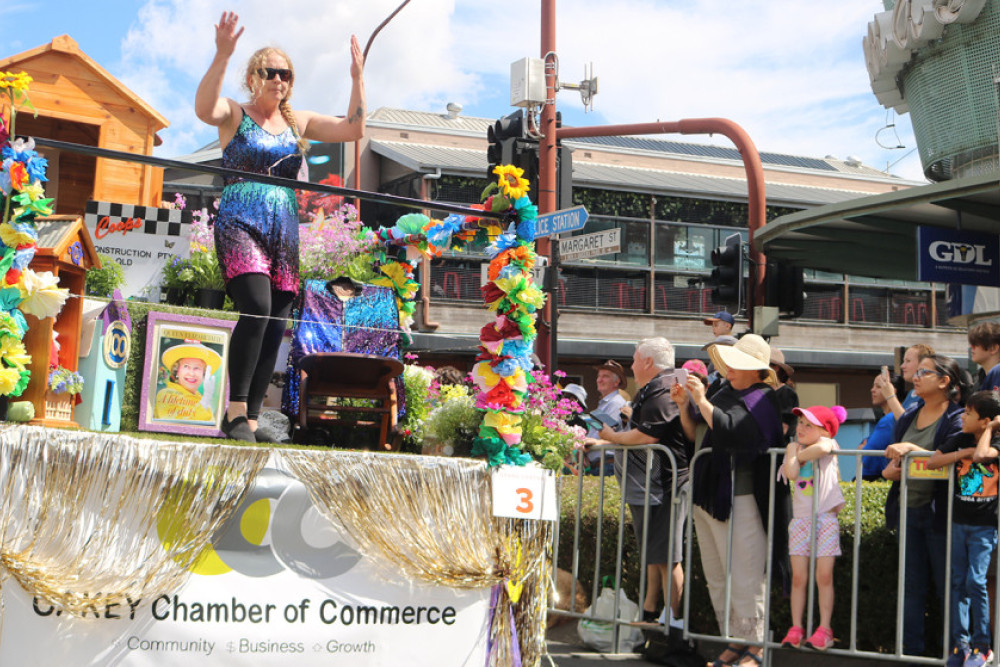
[215,11,245,57]
[349,34,364,80]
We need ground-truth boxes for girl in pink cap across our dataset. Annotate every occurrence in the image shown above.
[779,404,847,651]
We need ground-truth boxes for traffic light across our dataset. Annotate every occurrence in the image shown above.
[487,110,524,180]
[709,233,743,309]
[764,262,805,318]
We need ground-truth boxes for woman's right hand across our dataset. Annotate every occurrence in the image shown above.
[685,374,705,404]
[215,11,244,57]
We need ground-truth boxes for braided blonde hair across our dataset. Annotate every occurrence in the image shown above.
[244,46,309,153]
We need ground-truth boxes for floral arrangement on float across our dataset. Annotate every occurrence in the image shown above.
[372,163,551,467]
[0,71,69,398]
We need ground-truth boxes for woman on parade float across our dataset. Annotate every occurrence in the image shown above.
[194,11,366,442]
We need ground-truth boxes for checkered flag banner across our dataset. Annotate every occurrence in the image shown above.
[85,201,193,237]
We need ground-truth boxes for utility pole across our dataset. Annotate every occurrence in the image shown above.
[536,0,558,373]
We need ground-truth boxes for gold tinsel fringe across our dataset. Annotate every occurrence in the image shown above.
[283,451,551,667]
[0,426,268,615]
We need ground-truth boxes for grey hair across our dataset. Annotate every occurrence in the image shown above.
[635,337,674,370]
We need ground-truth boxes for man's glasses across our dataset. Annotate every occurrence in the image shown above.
[913,368,943,378]
[257,67,293,82]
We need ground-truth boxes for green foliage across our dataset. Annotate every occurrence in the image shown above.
[160,256,196,291]
[420,384,481,455]
[188,250,225,290]
[85,253,126,297]
[558,478,906,651]
[399,364,435,451]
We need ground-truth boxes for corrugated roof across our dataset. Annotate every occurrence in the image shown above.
[36,219,74,249]
[370,140,876,207]
[369,107,897,177]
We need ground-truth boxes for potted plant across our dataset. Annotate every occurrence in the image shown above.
[85,253,126,298]
[47,365,84,422]
[160,256,196,306]
[189,249,226,309]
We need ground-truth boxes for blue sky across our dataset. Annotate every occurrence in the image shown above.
[4,0,924,180]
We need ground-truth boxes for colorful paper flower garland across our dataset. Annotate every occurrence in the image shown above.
[0,71,70,397]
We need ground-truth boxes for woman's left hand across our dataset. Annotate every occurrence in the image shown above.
[349,35,364,80]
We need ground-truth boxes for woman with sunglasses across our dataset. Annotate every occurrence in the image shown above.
[194,11,365,442]
[883,354,970,657]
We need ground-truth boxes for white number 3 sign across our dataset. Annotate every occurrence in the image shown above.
[491,466,557,521]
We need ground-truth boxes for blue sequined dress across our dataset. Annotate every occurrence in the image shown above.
[214,110,303,293]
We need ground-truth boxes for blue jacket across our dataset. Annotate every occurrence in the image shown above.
[884,399,964,530]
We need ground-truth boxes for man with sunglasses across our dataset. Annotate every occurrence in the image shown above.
[194,11,366,443]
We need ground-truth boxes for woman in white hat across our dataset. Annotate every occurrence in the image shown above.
[154,341,224,423]
[671,334,786,667]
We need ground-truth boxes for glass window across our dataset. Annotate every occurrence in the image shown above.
[655,224,713,270]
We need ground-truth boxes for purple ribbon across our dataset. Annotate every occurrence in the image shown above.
[484,583,522,667]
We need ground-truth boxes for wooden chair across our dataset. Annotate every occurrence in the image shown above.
[296,352,404,450]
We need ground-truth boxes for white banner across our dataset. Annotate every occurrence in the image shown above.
[84,200,192,299]
[0,465,491,666]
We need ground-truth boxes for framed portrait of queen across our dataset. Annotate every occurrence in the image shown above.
[138,312,236,436]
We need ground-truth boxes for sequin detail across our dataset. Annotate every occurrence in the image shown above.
[215,111,303,293]
[282,280,405,420]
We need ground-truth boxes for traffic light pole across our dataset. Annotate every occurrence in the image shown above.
[537,0,558,374]
[555,120,767,331]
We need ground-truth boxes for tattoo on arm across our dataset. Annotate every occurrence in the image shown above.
[349,105,364,124]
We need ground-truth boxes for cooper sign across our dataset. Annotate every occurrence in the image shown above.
[85,201,193,299]
[917,226,1000,287]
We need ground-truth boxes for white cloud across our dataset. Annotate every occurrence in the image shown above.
[116,0,925,180]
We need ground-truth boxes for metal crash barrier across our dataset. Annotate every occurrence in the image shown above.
[550,446,1000,666]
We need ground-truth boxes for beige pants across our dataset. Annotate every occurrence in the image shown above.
[693,495,767,642]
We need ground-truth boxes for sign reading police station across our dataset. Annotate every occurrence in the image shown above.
[917,226,1000,287]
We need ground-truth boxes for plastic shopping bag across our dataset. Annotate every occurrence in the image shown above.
[577,586,643,653]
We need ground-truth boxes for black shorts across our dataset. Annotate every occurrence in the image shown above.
[629,486,689,565]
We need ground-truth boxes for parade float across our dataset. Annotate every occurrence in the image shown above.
[0,36,585,666]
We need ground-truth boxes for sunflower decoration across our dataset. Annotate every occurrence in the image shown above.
[493,164,530,201]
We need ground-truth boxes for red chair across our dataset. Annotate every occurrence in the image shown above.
[442,272,463,299]
[610,282,632,309]
[656,285,670,312]
[850,297,866,322]
[632,286,647,311]
[816,296,842,321]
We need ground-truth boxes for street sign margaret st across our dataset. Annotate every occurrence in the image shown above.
[558,229,622,261]
[533,205,589,239]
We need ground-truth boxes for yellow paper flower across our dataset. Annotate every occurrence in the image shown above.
[503,367,528,393]
[0,367,19,395]
[0,337,30,369]
[17,269,69,319]
[493,165,530,200]
[484,410,522,435]
[471,362,501,392]
[517,283,545,309]
[0,223,35,248]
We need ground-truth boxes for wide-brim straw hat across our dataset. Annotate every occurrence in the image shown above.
[162,341,223,372]
[769,348,795,377]
[708,333,778,388]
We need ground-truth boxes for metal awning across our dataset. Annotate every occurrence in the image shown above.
[369,140,883,208]
[754,172,1000,281]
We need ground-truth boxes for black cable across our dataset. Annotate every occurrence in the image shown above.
[30,136,503,220]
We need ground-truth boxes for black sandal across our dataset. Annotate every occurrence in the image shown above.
[710,644,747,667]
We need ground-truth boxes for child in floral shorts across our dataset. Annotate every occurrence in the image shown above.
[779,405,847,651]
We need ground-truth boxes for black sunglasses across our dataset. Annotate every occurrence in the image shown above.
[257,67,293,82]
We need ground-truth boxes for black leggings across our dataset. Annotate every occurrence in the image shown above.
[227,273,294,421]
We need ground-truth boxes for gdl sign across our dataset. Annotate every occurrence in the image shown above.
[917,226,1000,287]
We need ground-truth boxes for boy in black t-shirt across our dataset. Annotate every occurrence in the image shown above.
[928,391,1000,667]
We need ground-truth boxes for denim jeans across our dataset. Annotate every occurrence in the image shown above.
[950,523,998,651]
[903,504,947,656]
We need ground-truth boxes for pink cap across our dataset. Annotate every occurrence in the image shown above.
[792,405,848,437]
[681,359,708,377]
